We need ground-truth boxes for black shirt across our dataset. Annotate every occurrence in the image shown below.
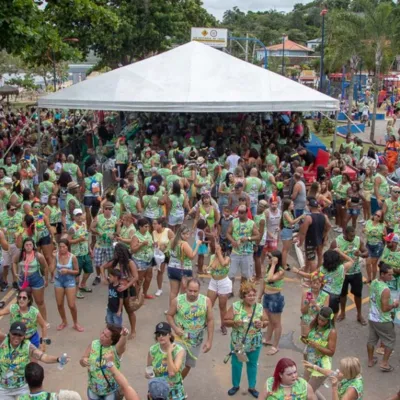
[108,283,123,313]
[302,150,316,167]
[305,212,326,247]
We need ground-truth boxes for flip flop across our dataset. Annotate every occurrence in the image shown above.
[73,324,85,332]
[380,365,394,372]
[57,323,68,331]
[368,357,378,367]
[357,317,367,326]
[262,339,272,346]
[266,346,279,356]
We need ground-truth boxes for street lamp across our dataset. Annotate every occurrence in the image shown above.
[282,35,286,76]
[51,37,79,91]
[319,9,328,92]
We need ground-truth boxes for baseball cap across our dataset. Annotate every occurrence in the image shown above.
[3,177,12,184]
[308,197,319,208]
[73,208,83,216]
[10,321,27,335]
[154,322,172,334]
[148,378,169,400]
[259,199,268,208]
[385,233,400,243]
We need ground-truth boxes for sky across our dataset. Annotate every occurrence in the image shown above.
[203,0,309,20]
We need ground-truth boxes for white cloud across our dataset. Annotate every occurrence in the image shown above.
[203,0,310,20]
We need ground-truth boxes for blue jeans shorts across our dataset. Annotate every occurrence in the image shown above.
[54,273,76,289]
[19,271,44,290]
[347,208,360,216]
[167,267,193,282]
[133,258,152,271]
[106,308,123,327]
[59,197,66,211]
[366,242,384,258]
[262,292,285,314]
[281,227,293,241]
[28,331,40,348]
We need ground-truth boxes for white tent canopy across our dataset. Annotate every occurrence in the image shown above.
[39,41,339,112]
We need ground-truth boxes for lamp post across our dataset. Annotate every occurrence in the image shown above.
[51,37,79,91]
[319,9,328,92]
[282,35,286,76]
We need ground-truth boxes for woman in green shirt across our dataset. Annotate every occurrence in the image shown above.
[333,173,351,233]
[360,166,374,224]
[304,356,363,400]
[44,194,62,243]
[115,137,129,179]
[131,218,154,300]
[165,181,189,233]
[363,210,386,283]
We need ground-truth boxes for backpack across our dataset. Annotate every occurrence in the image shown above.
[89,177,100,195]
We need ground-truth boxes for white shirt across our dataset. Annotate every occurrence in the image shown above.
[226,154,240,172]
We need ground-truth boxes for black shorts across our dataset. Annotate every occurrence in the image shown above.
[305,245,317,261]
[336,199,346,206]
[167,267,193,282]
[340,273,363,298]
[122,286,137,299]
[326,291,341,314]
[51,222,62,235]
[84,196,100,207]
[37,234,52,247]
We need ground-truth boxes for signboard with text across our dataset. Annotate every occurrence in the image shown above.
[191,27,228,48]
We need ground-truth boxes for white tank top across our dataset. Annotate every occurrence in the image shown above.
[267,209,281,236]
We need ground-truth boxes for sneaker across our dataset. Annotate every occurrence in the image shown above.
[358,219,365,224]
[92,276,101,286]
[155,289,163,297]
[12,282,19,290]
[1,282,9,292]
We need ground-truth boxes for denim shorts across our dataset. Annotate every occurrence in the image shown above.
[167,267,193,282]
[19,271,44,290]
[133,258,152,271]
[262,292,285,314]
[281,227,293,241]
[366,242,384,258]
[59,197,66,211]
[28,331,40,348]
[347,208,361,216]
[253,245,263,258]
[54,273,76,289]
[37,234,51,247]
[106,308,123,327]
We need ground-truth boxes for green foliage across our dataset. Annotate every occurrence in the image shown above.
[6,74,38,90]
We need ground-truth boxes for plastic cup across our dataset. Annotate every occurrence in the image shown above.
[146,366,155,379]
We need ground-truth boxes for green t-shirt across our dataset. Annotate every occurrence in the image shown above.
[374,173,389,198]
[18,392,57,400]
[336,234,361,275]
[209,254,229,280]
[44,168,57,183]
[320,264,345,295]
[143,195,162,219]
[39,181,54,202]
[44,205,61,225]
[338,376,364,400]
[119,224,136,248]
[265,377,308,399]
[0,210,23,244]
[245,177,262,203]
[132,230,153,262]
[335,182,350,200]
[231,218,255,255]
[384,198,400,228]
[369,279,392,323]
[170,193,185,217]
[231,301,263,352]
[84,173,103,197]
[95,214,117,248]
[115,187,128,205]
[364,220,385,245]
[115,144,128,164]
[69,222,89,256]
[175,294,207,347]
[10,304,39,338]
[301,290,329,325]
[122,195,140,215]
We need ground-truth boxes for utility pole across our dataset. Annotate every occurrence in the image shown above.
[282,35,285,76]
[319,9,328,92]
[245,33,249,62]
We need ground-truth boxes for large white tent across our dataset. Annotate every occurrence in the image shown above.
[39,41,339,112]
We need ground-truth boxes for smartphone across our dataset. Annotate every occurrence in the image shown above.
[306,292,313,302]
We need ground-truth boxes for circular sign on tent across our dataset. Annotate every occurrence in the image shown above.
[210,30,218,38]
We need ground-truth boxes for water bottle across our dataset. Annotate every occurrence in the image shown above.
[58,353,68,370]
[323,369,339,388]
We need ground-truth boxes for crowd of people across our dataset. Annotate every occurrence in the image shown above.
[0,108,399,399]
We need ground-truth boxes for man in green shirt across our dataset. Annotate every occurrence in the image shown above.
[367,264,399,371]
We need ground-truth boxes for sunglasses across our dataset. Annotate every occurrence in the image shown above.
[33,205,41,209]
[18,296,28,300]
[393,191,400,194]
[9,208,16,212]
[155,332,169,337]
[105,207,113,211]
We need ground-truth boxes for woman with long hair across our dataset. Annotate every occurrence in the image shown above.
[304,356,363,399]
[21,187,34,215]
[0,287,48,350]
[56,170,72,221]
[345,181,365,229]
[260,358,315,399]
[363,210,386,283]
[131,218,154,299]
[51,238,83,332]
[152,217,174,297]
[195,166,213,198]
[165,180,189,232]
[224,281,267,398]
[16,214,36,249]
[303,307,337,395]
[167,226,201,305]
[146,322,186,400]
[259,250,285,356]
[333,174,351,233]
[12,238,49,321]
[9,180,23,208]
[31,199,54,268]
[360,166,374,224]
[101,243,138,339]
[141,182,164,223]
[44,194,62,243]
[218,172,235,212]
[280,199,304,271]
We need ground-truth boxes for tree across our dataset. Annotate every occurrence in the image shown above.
[325,10,365,128]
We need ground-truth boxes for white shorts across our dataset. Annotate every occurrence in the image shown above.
[3,244,19,267]
[208,276,232,295]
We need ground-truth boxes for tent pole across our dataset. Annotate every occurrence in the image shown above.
[332,110,339,152]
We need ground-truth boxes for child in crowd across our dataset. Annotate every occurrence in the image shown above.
[106,269,124,327]
[218,206,233,254]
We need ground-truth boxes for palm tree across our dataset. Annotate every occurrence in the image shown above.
[354,0,400,142]
[325,10,365,130]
